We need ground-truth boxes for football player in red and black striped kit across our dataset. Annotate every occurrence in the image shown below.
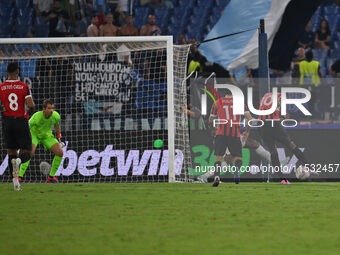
[209,89,252,186]
[258,92,309,184]
[0,62,35,190]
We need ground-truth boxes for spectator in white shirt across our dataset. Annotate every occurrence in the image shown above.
[33,0,54,16]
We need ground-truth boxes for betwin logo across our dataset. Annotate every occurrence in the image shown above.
[201,84,312,117]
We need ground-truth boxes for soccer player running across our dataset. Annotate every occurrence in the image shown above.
[209,89,252,186]
[0,62,35,191]
[258,92,309,184]
[19,99,65,183]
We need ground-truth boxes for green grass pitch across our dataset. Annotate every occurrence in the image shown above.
[1,182,340,255]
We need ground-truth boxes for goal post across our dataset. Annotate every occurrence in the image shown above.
[0,36,192,183]
[165,37,175,183]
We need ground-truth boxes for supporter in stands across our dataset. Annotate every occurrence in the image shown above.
[87,0,95,17]
[112,4,125,27]
[99,13,118,36]
[140,15,161,36]
[60,0,71,14]
[13,46,40,78]
[14,34,43,57]
[118,15,139,36]
[87,14,99,36]
[291,47,306,83]
[187,38,206,72]
[45,0,72,37]
[329,59,340,76]
[188,52,202,74]
[229,66,255,87]
[299,50,322,86]
[69,0,89,37]
[314,19,331,50]
[33,0,54,17]
[94,0,107,28]
[178,34,187,45]
[119,0,129,14]
[297,20,314,50]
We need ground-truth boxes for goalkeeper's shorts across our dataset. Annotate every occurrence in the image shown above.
[31,133,59,151]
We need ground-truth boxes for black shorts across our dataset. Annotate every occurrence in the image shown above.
[2,116,32,150]
[258,120,292,148]
[214,135,242,157]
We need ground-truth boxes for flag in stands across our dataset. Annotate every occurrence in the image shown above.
[199,0,324,71]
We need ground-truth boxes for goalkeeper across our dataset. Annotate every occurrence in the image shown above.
[19,99,65,183]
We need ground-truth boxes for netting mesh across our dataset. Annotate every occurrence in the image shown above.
[0,39,192,183]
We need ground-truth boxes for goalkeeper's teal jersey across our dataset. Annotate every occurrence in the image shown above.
[29,111,60,139]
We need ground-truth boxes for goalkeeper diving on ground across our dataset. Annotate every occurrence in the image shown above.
[19,99,65,183]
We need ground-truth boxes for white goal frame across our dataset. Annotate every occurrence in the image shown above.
[0,36,176,183]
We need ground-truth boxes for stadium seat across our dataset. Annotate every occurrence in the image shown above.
[324,15,337,31]
[204,24,213,35]
[16,7,34,23]
[0,14,14,28]
[313,49,328,70]
[189,15,204,27]
[311,14,321,28]
[314,5,323,16]
[0,1,12,9]
[186,26,203,42]
[320,65,327,77]
[167,25,185,37]
[178,0,195,10]
[16,16,33,26]
[197,0,214,9]
[133,7,150,28]
[155,7,171,31]
[326,57,336,70]
[35,16,46,25]
[154,7,171,21]
[192,7,210,20]
[0,25,12,38]
[34,24,49,37]
[329,48,340,59]
[173,6,191,21]
[216,0,231,9]
[133,0,140,7]
[323,4,339,16]
[169,0,178,6]
[170,14,189,30]
[14,25,32,38]
[133,7,150,19]
[209,8,222,26]
[14,0,31,9]
[0,6,14,18]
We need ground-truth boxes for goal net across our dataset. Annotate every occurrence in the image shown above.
[0,37,193,183]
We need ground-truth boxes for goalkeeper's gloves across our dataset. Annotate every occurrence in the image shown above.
[57,134,66,147]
